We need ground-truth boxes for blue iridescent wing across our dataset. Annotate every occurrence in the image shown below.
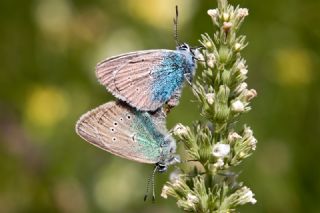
[96,50,191,111]
[75,101,172,164]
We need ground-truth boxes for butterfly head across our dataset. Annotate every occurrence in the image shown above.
[156,135,180,173]
[177,43,204,61]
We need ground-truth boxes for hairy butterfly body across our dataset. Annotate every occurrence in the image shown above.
[96,44,198,111]
[75,101,179,171]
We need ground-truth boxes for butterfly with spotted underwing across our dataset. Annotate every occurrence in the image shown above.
[95,6,201,111]
[75,101,180,200]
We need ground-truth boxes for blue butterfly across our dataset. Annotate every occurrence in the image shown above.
[96,43,199,111]
[75,101,179,172]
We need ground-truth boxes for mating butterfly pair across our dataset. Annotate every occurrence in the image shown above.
[76,43,198,172]
[75,6,199,200]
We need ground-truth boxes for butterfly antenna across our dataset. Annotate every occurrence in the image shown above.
[173,5,180,46]
[151,167,157,202]
[144,166,158,202]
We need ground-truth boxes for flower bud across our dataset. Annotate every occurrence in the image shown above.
[213,158,224,168]
[228,132,242,142]
[237,8,249,18]
[235,82,248,94]
[223,12,230,21]
[212,143,230,158]
[231,100,245,112]
[238,186,257,205]
[243,126,253,137]
[207,9,219,18]
[206,93,215,105]
[237,61,248,75]
[244,89,257,101]
[240,68,248,75]
[205,41,213,49]
[234,43,242,51]
[173,123,188,137]
[237,61,246,69]
[223,22,233,32]
[187,193,199,205]
[161,185,170,199]
[207,53,216,68]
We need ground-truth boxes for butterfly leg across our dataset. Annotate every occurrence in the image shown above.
[184,73,193,86]
[166,90,182,112]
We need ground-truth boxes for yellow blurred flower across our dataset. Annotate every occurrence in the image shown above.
[274,48,313,86]
[124,0,197,29]
[25,86,69,127]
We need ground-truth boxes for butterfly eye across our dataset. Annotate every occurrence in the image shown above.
[179,43,190,51]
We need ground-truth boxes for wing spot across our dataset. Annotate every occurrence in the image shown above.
[126,115,131,120]
[113,122,118,126]
[135,88,139,92]
[112,137,117,142]
[110,127,116,133]
[119,117,123,121]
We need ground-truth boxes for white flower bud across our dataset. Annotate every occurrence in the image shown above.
[244,89,257,101]
[187,193,199,204]
[205,41,212,48]
[235,82,248,94]
[223,22,233,31]
[237,61,248,75]
[231,100,245,112]
[244,127,253,137]
[161,185,170,199]
[243,127,257,150]
[206,93,215,105]
[228,132,242,142]
[249,137,257,150]
[207,9,219,18]
[173,123,188,137]
[212,143,230,158]
[239,186,257,205]
[240,68,248,75]
[234,43,242,51]
[213,158,224,168]
[223,12,230,21]
[195,52,204,62]
[206,53,215,68]
[237,8,249,18]
[237,61,244,68]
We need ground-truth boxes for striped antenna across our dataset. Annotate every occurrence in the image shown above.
[173,5,179,46]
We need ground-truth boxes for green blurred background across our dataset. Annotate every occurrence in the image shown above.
[1,0,319,212]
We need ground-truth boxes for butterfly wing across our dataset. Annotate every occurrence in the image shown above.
[96,50,189,111]
[75,101,168,164]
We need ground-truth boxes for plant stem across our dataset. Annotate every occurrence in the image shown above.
[162,0,258,212]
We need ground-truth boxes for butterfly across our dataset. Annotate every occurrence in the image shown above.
[95,6,199,111]
[75,101,179,172]
[96,44,199,111]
